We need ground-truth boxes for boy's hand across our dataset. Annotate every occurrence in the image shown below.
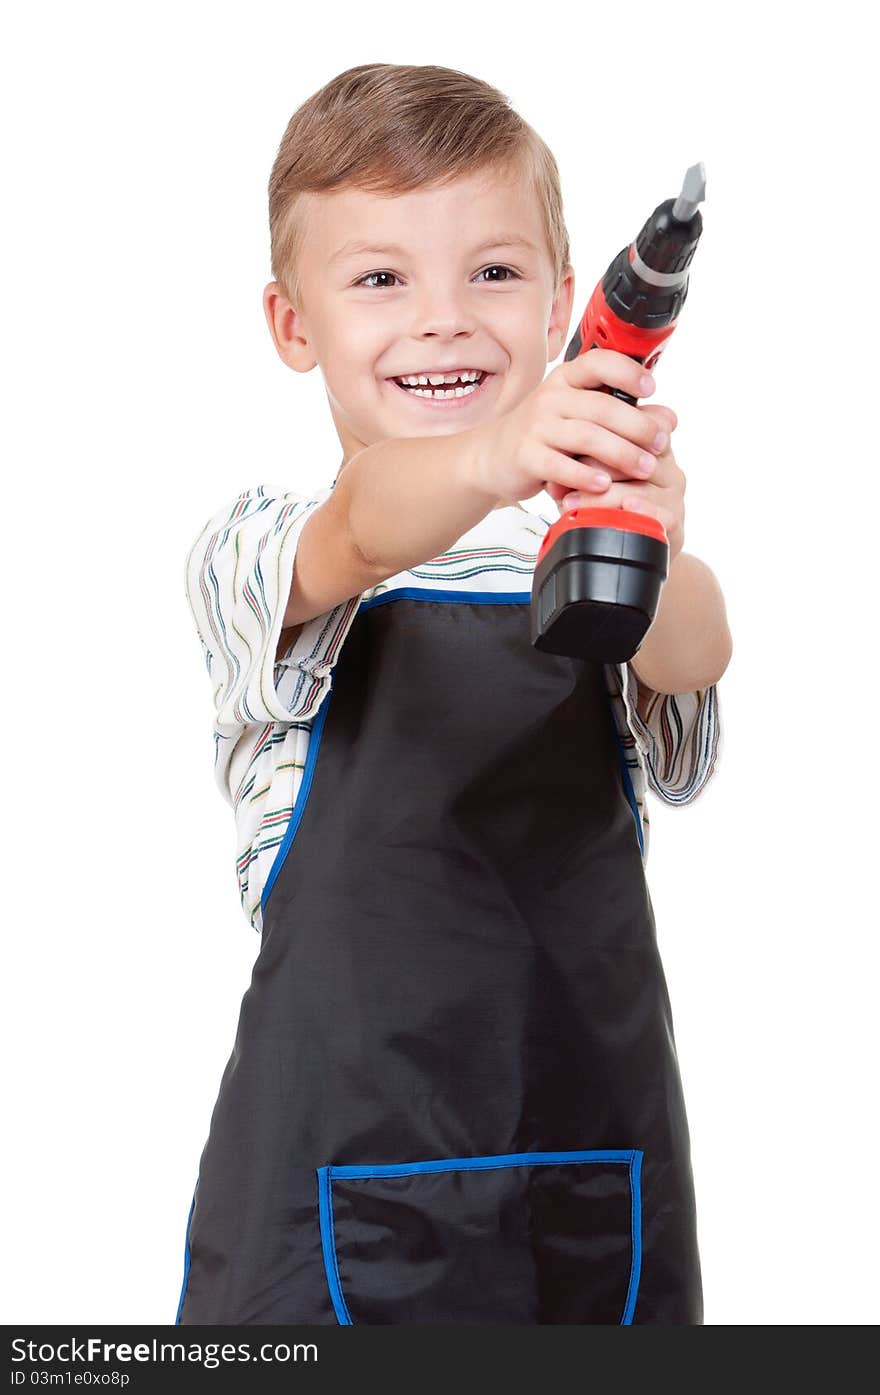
[553,403,685,564]
[467,347,673,511]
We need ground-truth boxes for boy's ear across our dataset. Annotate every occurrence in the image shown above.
[546,264,575,363]
[262,282,318,373]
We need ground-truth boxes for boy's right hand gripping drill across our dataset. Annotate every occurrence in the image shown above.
[530,162,707,663]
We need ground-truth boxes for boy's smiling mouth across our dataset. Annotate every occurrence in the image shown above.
[386,367,496,407]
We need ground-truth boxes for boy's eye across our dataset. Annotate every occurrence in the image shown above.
[474,265,519,283]
[354,264,520,289]
[357,270,400,289]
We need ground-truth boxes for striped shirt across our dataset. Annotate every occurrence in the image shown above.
[185,483,723,934]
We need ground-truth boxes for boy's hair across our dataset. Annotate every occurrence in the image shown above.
[268,63,570,309]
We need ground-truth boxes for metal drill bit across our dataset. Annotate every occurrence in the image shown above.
[671,162,706,222]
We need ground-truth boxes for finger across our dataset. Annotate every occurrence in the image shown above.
[550,418,664,482]
[620,495,659,517]
[544,454,618,497]
[560,480,658,514]
[541,446,638,498]
[639,403,678,433]
[544,479,570,507]
[558,346,653,401]
[556,390,672,466]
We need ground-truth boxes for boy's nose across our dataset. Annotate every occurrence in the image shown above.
[411,290,477,338]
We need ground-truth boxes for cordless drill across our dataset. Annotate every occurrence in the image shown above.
[531,162,707,662]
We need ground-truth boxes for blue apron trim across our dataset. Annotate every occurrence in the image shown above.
[262,688,333,913]
[611,723,645,857]
[317,1165,354,1324]
[174,1184,197,1324]
[326,1148,636,1177]
[360,589,532,609]
[623,1150,644,1325]
[316,1149,644,1326]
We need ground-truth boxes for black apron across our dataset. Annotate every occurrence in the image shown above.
[176,588,702,1325]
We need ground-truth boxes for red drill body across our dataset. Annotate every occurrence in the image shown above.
[531,163,707,661]
[567,272,676,386]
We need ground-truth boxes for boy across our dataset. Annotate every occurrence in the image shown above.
[177,63,730,1326]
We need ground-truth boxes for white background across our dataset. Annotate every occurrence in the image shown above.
[3,0,876,1326]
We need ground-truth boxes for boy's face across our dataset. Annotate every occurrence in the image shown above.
[264,164,574,492]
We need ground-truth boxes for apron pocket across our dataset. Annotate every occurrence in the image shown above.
[317,1148,643,1324]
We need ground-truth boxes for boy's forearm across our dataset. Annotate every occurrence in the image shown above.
[629,551,732,696]
[335,429,500,576]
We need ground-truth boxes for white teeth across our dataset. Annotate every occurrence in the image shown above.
[398,370,482,387]
[392,368,488,400]
[409,381,479,398]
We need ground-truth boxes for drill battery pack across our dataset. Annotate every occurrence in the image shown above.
[531,507,669,663]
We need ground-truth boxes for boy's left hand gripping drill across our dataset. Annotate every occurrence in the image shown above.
[531,163,706,663]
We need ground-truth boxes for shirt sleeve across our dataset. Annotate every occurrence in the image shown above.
[619,661,723,806]
[184,482,367,731]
